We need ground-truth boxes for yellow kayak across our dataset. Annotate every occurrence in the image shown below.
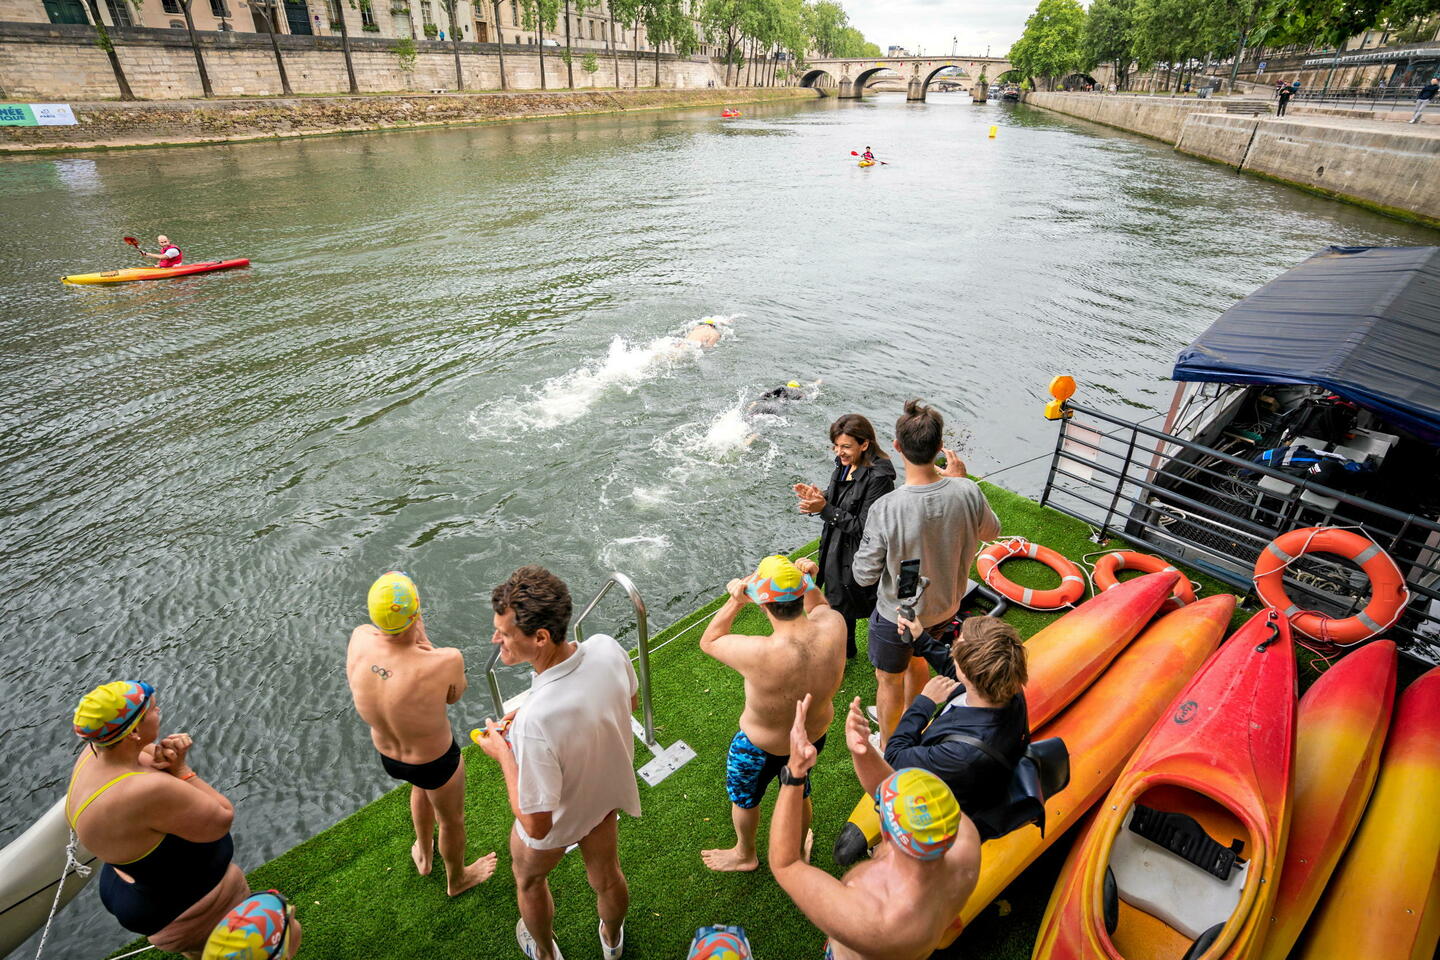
[61,259,250,285]
[858,160,875,167]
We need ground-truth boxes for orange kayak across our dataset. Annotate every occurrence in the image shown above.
[1033,609,1297,960]
[834,572,1180,863]
[936,592,1234,946]
[1296,665,1440,960]
[61,259,250,285]
[1256,640,1397,960]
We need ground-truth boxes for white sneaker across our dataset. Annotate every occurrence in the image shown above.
[599,921,624,960]
[865,705,880,725]
[868,730,883,754]
[516,919,565,960]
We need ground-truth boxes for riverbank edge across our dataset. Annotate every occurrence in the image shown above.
[0,87,818,155]
[1021,92,1440,230]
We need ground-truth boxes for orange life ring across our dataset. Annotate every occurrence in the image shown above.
[1253,527,1408,645]
[977,538,1087,610]
[1093,551,1197,613]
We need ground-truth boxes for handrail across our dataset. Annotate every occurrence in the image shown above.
[478,573,653,743]
[573,572,653,746]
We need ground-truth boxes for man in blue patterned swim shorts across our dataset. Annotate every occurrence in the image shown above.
[699,555,847,872]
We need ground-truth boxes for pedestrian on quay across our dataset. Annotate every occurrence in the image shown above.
[1411,77,1438,122]
[477,565,641,960]
[346,571,497,896]
[794,413,896,659]
[1277,82,1295,116]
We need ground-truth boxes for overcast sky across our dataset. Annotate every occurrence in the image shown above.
[842,0,1035,60]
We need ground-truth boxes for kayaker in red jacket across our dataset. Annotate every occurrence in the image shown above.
[143,235,183,268]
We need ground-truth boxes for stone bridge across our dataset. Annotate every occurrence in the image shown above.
[801,55,1015,101]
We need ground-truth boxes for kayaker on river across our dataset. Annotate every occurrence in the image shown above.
[141,235,183,268]
[861,147,875,162]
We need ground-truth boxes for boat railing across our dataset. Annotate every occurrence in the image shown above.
[1039,398,1440,664]
[480,571,657,746]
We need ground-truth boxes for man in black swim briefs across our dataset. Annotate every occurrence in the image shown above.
[346,571,497,896]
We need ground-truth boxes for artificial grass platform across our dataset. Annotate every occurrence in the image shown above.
[107,481,1277,960]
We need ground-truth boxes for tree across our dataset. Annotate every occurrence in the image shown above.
[436,0,465,89]
[81,0,137,99]
[605,0,622,86]
[1008,0,1087,89]
[175,0,215,97]
[803,0,846,56]
[1083,0,1133,88]
[252,0,295,95]
[492,0,510,88]
[393,35,418,88]
[642,0,693,86]
[700,0,744,84]
[521,0,562,88]
[330,0,362,94]
[582,50,600,83]
[610,0,644,86]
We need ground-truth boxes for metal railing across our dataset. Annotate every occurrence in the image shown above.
[1293,84,1433,111]
[1040,401,1440,663]
[480,571,656,744]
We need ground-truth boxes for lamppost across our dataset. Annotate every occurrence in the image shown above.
[951,35,956,57]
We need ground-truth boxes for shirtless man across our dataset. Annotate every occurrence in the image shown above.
[769,695,981,960]
[700,555,846,872]
[685,318,723,348]
[346,571,496,895]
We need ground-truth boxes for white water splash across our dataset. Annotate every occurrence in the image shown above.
[600,534,672,567]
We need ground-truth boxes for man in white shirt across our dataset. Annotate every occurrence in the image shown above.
[476,565,641,960]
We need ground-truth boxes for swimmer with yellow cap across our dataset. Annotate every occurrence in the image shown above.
[766,694,981,960]
[203,890,301,960]
[368,570,421,635]
[686,317,725,349]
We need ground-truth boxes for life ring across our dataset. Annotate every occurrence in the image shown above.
[1093,551,1196,613]
[1253,527,1408,645]
[977,538,1087,610]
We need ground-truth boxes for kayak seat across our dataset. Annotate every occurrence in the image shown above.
[1107,805,1247,941]
[1102,866,1119,935]
[1180,923,1225,960]
[967,737,1069,842]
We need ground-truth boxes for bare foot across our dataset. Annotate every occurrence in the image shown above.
[701,846,759,872]
[803,829,814,865]
[412,839,434,876]
[447,852,498,896]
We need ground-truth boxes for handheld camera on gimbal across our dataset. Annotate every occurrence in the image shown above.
[896,558,929,643]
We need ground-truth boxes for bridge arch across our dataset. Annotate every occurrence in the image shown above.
[850,66,900,94]
[921,64,970,94]
[800,68,837,90]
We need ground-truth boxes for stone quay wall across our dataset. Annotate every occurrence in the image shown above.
[0,86,817,149]
[1024,91,1440,227]
[0,22,727,101]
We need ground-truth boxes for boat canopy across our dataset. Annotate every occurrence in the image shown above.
[1172,245,1440,444]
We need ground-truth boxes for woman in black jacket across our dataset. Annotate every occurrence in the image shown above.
[794,413,896,658]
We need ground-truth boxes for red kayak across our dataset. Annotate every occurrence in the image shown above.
[1034,608,1297,960]
[62,259,250,285]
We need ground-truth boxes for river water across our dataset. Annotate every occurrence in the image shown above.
[3,92,1435,956]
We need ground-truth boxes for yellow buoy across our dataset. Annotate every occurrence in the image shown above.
[988,125,998,139]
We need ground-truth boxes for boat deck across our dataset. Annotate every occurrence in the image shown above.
[105,482,1262,960]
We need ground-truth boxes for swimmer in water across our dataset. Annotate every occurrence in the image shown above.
[686,319,723,349]
[746,382,807,418]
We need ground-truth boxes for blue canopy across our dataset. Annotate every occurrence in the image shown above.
[1173,246,1440,445]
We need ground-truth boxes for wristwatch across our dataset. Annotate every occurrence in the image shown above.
[777,765,808,788]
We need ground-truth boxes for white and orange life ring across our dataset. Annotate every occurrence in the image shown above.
[1093,551,1197,613]
[1253,527,1408,645]
[977,538,1087,610]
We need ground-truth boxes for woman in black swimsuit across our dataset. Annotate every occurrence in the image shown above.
[67,681,248,956]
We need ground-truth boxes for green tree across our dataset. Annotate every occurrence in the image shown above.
[436,0,466,88]
[521,0,562,88]
[174,0,215,96]
[700,0,744,83]
[1083,0,1134,88]
[643,0,694,86]
[610,0,644,86]
[1009,0,1087,89]
[803,0,847,56]
[393,35,418,88]
[329,0,364,94]
[492,0,510,89]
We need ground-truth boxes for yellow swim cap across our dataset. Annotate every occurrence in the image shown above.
[746,555,814,604]
[787,381,801,389]
[876,767,961,860]
[73,681,154,746]
[368,571,420,635]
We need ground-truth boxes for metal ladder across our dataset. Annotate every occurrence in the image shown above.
[480,571,695,786]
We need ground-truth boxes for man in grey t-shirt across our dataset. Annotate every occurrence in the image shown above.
[852,399,1000,748]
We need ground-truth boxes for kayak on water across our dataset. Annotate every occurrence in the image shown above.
[61,259,251,285]
[859,160,875,167]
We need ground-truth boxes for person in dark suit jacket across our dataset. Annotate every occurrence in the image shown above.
[793,414,897,658]
[883,615,1029,814]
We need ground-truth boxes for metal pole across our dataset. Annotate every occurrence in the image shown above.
[573,572,654,745]
[482,645,505,719]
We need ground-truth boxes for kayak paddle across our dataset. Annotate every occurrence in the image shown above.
[849,151,888,165]
[123,236,148,259]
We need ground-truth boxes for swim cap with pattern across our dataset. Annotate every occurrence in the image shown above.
[876,767,961,861]
[746,555,815,605]
[204,891,292,960]
[368,571,420,635]
[687,927,753,959]
[73,681,154,746]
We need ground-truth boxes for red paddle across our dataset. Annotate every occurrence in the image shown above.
[123,236,148,259]
[850,151,888,165]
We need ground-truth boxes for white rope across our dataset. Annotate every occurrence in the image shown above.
[33,829,93,960]
[977,537,1089,612]
[108,945,156,959]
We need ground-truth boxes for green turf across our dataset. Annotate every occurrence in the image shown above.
[106,481,1295,960]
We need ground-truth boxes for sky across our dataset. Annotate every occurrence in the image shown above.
[841,0,1035,60]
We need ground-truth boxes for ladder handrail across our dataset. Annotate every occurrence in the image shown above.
[479,572,654,745]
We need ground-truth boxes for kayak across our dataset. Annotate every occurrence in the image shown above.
[936,593,1235,946]
[0,798,98,956]
[1296,664,1440,960]
[61,258,250,285]
[833,571,1181,865]
[1256,640,1397,960]
[1033,609,1296,960]
[858,160,875,167]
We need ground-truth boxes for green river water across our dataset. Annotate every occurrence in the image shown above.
[2,92,1436,956]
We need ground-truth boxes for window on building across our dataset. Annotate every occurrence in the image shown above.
[510,0,517,23]
[360,1,375,26]
[421,1,432,24]
[162,0,180,12]
[103,0,132,25]
[210,0,229,17]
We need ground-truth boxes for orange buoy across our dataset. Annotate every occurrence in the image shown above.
[1253,527,1408,645]
[1092,550,1196,613]
[977,538,1087,610]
